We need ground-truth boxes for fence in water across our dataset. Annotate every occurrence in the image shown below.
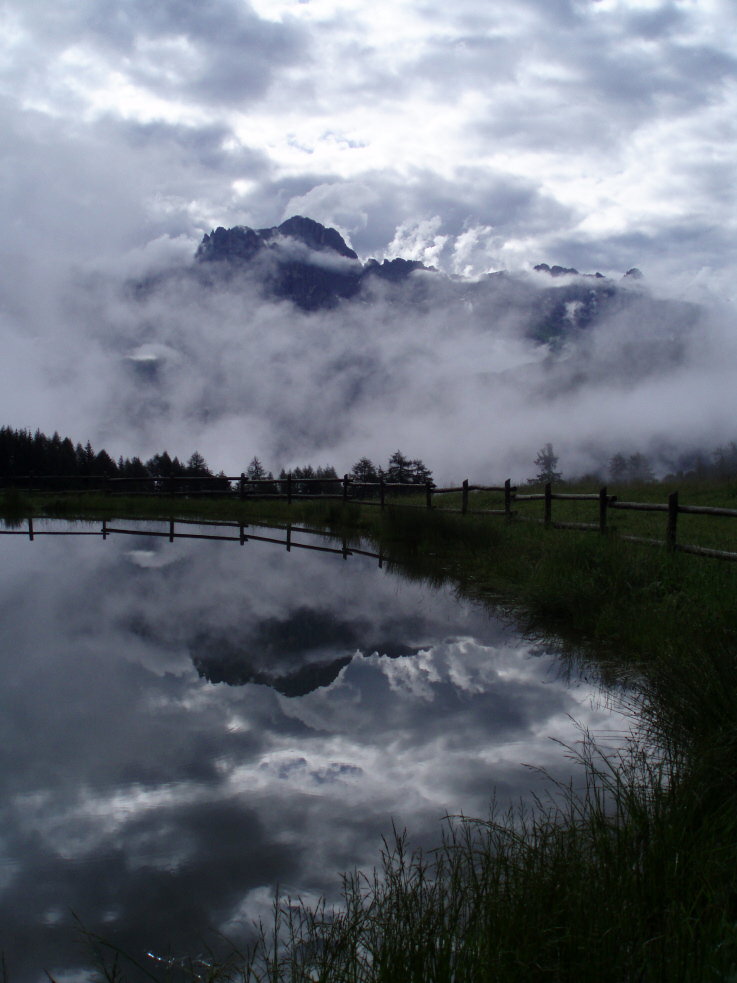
[0,517,387,566]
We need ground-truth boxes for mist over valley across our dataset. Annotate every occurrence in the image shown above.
[4,213,731,485]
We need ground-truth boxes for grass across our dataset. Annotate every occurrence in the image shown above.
[440,477,737,554]
[8,483,737,981]
[79,741,737,983]
[253,745,737,983]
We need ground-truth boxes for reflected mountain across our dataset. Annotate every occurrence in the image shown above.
[190,605,423,697]
[0,520,628,983]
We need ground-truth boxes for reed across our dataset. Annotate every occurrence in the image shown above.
[0,487,29,526]
[76,736,737,983]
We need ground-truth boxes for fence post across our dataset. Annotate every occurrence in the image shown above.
[287,472,292,505]
[28,517,33,541]
[462,479,469,515]
[599,486,608,533]
[426,479,433,510]
[240,523,246,545]
[342,535,348,560]
[343,474,349,504]
[380,477,385,511]
[286,524,291,552]
[169,520,174,543]
[504,479,512,520]
[544,482,552,528]
[667,490,679,552]
[102,518,107,540]
[240,473,245,501]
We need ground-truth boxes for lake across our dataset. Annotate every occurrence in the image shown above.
[0,518,630,981]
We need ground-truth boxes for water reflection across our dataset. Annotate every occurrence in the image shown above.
[0,520,629,982]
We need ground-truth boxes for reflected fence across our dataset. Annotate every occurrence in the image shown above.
[0,516,387,566]
[4,471,737,562]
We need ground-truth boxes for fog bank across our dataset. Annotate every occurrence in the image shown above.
[1,235,734,484]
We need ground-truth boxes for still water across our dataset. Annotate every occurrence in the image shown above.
[0,519,628,981]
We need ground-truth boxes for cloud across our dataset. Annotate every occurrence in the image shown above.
[4,0,308,110]
[0,0,734,474]
[2,0,736,975]
[0,528,627,978]
[1,0,735,301]
[4,237,732,485]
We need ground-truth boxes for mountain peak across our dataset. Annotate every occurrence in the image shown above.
[274,216,358,260]
[534,263,580,277]
[194,216,435,310]
[195,215,358,266]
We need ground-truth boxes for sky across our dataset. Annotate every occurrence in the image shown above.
[1,0,736,479]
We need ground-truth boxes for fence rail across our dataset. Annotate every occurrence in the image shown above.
[3,471,737,562]
[0,517,387,566]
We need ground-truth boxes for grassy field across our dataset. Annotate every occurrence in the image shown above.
[443,477,737,554]
[5,483,737,981]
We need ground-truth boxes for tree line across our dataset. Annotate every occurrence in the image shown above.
[0,426,433,489]
[0,426,220,482]
[531,441,737,486]
[11,423,735,493]
[243,450,432,494]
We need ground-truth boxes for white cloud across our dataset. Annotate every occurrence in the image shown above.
[0,0,734,474]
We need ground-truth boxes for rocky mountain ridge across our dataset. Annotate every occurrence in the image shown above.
[193,216,648,343]
[195,215,430,311]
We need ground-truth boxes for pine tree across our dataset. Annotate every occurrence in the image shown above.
[410,459,433,484]
[351,457,379,483]
[246,456,267,480]
[608,453,628,482]
[532,443,562,484]
[627,453,654,483]
[186,451,210,476]
[387,450,413,483]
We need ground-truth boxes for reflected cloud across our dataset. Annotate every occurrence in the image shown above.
[126,548,179,568]
[0,522,630,982]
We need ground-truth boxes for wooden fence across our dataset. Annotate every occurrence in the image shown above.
[510,483,737,562]
[0,517,387,567]
[4,472,737,562]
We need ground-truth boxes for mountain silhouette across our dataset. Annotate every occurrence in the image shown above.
[195,215,434,311]
[191,216,654,343]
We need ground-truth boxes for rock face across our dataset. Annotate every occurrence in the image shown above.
[192,214,655,344]
[195,215,433,310]
[363,257,430,281]
[527,261,648,344]
[534,263,581,277]
[196,216,359,264]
